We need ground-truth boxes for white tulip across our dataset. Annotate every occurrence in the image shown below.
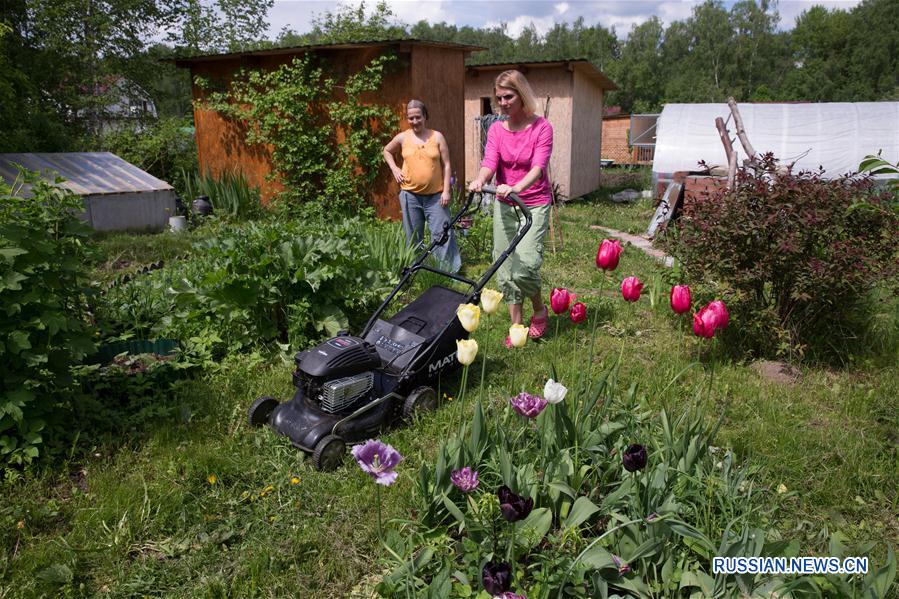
[479,289,503,315]
[508,323,528,348]
[543,379,568,404]
[456,338,478,366]
[456,303,481,333]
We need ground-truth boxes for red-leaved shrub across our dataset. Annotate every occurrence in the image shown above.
[668,154,899,360]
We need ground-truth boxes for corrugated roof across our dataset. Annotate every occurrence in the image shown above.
[0,152,174,196]
[466,59,618,91]
[169,38,487,66]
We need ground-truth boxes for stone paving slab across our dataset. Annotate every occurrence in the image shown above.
[589,226,674,268]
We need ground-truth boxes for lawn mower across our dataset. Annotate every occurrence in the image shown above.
[247,186,531,470]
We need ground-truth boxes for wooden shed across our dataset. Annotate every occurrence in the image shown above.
[172,39,483,219]
[0,152,176,232]
[464,60,617,200]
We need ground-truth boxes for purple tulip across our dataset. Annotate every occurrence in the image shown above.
[622,443,647,472]
[351,439,402,486]
[498,485,533,522]
[498,593,527,599]
[612,554,631,574]
[482,561,512,595]
[450,467,480,493]
[509,392,547,418]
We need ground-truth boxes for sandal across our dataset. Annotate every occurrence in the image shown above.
[528,308,549,339]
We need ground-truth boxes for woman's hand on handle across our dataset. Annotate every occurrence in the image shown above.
[495,184,514,198]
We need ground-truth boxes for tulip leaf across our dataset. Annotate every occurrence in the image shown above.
[562,496,600,531]
[441,494,465,525]
[666,518,715,555]
[547,480,576,500]
[580,545,615,570]
[865,546,896,599]
[515,507,552,549]
[626,536,663,562]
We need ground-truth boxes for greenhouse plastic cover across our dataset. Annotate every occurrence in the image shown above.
[653,102,899,179]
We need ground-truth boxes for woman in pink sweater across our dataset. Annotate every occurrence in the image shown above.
[469,70,554,345]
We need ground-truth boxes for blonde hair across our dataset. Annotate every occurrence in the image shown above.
[493,70,538,115]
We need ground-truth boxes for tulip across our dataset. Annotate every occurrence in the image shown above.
[670,285,691,314]
[498,485,534,522]
[595,238,622,271]
[569,301,586,323]
[456,339,478,365]
[612,554,632,575]
[622,443,647,472]
[706,300,729,329]
[450,467,480,493]
[508,323,528,348]
[621,276,643,302]
[510,392,547,418]
[456,303,480,332]
[498,593,527,599]
[480,289,503,315]
[692,311,716,338]
[351,439,402,486]
[482,561,512,596]
[550,287,575,314]
[543,379,568,404]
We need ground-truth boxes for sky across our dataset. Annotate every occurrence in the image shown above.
[266,0,863,40]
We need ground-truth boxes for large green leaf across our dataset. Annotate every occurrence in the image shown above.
[562,496,600,531]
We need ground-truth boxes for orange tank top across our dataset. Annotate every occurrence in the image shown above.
[400,132,443,194]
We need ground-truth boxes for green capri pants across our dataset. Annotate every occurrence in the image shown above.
[492,200,551,305]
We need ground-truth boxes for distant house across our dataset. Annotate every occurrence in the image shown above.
[172,39,483,219]
[0,153,176,232]
[464,59,617,200]
[601,112,659,166]
[80,76,158,134]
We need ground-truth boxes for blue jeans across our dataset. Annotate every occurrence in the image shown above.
[399,190,461,273]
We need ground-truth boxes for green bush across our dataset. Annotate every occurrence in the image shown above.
[667,155,899,361]
[0,172,96,470]
[100,116,198,195]
[94,217,404,359]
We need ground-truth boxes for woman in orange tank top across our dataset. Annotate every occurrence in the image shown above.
[383,100,461,273]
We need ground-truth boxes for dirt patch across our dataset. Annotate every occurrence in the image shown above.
[751,360,802,384]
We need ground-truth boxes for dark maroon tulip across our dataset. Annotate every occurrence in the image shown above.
[622,444,648,472]
[482,561,512,596]
[498,485,533,522]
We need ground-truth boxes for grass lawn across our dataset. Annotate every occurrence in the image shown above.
[1,192,896,597]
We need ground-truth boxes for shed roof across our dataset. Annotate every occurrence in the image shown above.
[0,152,174,196]
[170,38,486,67]
[466,59,617,91]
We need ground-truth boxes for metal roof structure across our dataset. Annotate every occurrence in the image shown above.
[0,152,173,196]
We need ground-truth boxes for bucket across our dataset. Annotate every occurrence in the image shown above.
[168,215,187,232]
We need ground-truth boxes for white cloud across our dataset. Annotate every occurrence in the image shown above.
[486,14,557,37]
[555,2,570,15]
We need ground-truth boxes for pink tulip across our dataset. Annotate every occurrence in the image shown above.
[621,276,643,302]
[670,285,691,314]
[550,287,575,315]
[706,300,729,329]
[595,239,622,271]
[569,301,586,323]
[692,311,716,338]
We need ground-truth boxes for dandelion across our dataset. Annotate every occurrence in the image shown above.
[777,483,788,494]
[290,476,300,485]
[207,474,217,485]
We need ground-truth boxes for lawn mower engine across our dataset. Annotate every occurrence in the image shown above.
[292,336,382,414]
